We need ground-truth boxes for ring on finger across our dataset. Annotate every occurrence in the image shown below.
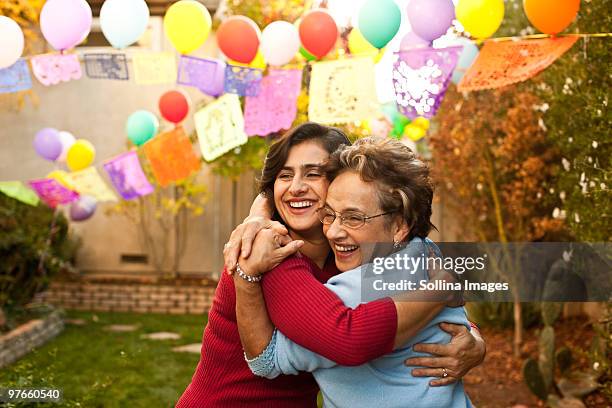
[442,368,448,378]
[224,242,233,249]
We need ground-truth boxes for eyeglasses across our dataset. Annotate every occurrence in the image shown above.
[316,206,396,229]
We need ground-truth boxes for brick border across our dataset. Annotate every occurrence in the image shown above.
[0,309,65,369]
[35,281,216,315]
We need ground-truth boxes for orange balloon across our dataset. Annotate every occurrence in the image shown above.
[523,0,580,35]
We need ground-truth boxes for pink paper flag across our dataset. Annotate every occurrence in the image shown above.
[31,54,82,86]
[244,69,302,136]
[103,150,154,200]
[29,178,79,208]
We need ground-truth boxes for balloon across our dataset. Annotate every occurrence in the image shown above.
[358,0,401,49]
[407,0,455,43]
[70,195,97,222]
[348,28,377,55]
[523,0,580,35]
[163,0,211,54]
[126,110,159,146]
[66,139,95,171]
[56,131,76,162]
[0,16,24,69]
[34,128,62,161]
[229,50,266,70]
[217,16,260,63]
[299,46,317,61]
[159,90,190,124]
[299,9,338,59]
[399,31,429,51]
[404,125,426,141]
[260,21,300,66]
[100,0,149,49]
[411,117,431,131]
[47,170,74,189]
[40,0,92,51]
[456,0,504,39]
[451,38,479,84]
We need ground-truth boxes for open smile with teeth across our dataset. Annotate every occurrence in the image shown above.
[335,244,359,252]
[288,201,314,208]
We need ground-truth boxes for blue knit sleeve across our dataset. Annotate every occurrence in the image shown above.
[245,329,282,379]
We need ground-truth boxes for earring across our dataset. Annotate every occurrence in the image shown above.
[393,241,401,249]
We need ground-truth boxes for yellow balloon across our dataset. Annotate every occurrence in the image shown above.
[348,28,385,63]
[46,170,75,189]
[66,140,95,172]
[412,117,430,131]
[404,125,426,142]
[163,0,212,54]
[229,50,266,69]
[456,0,504,39]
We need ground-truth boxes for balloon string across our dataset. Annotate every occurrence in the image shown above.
[485,32,612,43]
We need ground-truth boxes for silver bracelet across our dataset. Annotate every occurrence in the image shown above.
[236,263,262,283]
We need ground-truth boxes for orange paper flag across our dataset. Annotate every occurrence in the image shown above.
[458,36,578,92]
[143,127,201,187]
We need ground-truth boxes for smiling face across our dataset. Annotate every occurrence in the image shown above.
[273,141,330,238]
[323,171,408,272]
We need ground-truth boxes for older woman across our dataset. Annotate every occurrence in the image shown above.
[236,137,472,407]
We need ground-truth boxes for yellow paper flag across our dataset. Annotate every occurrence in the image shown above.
[133,52,178,85]
[64,167,118,202]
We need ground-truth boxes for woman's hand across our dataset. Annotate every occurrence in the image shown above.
[404,323,486,386]
[224,216,289,273]
[237,229,304,277]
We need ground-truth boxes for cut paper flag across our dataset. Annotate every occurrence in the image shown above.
[133,53,177,85]
[177,56,225,96]
[224,65,263,96]
[392,46,461,119]
[83,53,129,80]
[194,94,248,161]
[31,54,82,86]
[458,37,579,92]
[309,57,378,124]
[63,167,118,202]
[0,59,32,94]
[244,68,302,136]
[143,127,201,187]
[103,150,154,200]
[29,178,79,208]
[0,181,40,206]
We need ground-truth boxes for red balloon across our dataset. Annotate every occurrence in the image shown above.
[159,90,189,124]
[217,16,260,64]
[299,9,338,59]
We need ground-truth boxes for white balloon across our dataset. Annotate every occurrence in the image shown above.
[0,16,25,69]
[56,131,76,162]
[260,21,300,66]
[100,0,150,49]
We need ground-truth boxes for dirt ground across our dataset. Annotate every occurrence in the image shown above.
[463,318,609,408]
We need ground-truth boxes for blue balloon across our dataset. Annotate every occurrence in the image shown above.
[452,38,479,84]
[126,110,159,146]
[100,0,149,49]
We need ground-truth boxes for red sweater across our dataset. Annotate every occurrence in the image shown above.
[176,254,398,407]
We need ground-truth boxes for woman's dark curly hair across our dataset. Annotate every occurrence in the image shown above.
[324,136,436,240]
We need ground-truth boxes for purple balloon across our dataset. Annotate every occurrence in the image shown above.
[400,31,430,51]
[34,128,63,161]
[40,0,92,51]
[70,195,97,221]
[407,0,455,43]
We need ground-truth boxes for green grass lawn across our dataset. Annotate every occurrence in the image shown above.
[0,311,207,408]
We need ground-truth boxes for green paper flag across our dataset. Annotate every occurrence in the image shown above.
[0,181,40,206]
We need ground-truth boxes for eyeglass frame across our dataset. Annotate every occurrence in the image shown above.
[316,205,397,229]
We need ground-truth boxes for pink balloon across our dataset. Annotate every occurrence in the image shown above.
[399,31,429,51]
[40,0,92,51]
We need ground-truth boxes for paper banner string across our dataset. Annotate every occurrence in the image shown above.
[63,166,118,202]
[244,68,303,136]
[392,46,461,120]
[224,65,263,96]
[177,55,226,96]
[103,151,154,200]
[458,36,579,92]
[308,57,378,124]
[29,178,79,208]
[143,127,201,187]
[83,53,129,80]
[0,181,40,206]
[194,94,248,161]
[31,54,82,86]
[0,59,32,94]
[132,53,177,85]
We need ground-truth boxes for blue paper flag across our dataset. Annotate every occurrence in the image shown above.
[224,65,263,96]
[84,53,129,80]
[0,59,32,94]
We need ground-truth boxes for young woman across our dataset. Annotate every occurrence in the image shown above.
[177,124,484,407]
[237,137,472,407]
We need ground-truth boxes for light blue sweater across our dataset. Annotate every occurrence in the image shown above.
[247,238,472,408]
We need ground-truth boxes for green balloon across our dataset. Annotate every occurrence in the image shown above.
[358,0,401,49]
[299,46,317,61]
[126,110,159,146]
